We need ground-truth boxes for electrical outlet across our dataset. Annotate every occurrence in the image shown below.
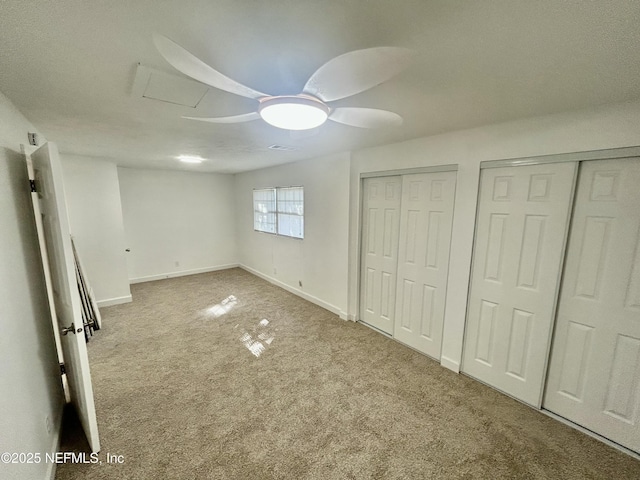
[175,261,180,267]
[273,268,277,275]
[45,415,52,434]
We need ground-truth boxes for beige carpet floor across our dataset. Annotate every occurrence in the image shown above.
[56,268,640,479]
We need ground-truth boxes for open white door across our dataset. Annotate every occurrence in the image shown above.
[31,142,100,452]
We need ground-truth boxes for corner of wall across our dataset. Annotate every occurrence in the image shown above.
[96,294,133,308]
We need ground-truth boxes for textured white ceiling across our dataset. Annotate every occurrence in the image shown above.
[0,1,639,173]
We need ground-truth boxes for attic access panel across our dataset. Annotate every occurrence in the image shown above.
[132,64,208,107]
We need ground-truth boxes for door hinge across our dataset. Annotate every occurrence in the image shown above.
[29,179,37,193]
[59,363,66,375]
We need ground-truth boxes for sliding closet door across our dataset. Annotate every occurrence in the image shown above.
[462,162,575,406]
[544,158,640,453]
[360,176,402,334]
[393,171,456,359]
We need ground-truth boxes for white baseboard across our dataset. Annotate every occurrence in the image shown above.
[440,355,460,373]
[339,311,349,320]
[96,295,132,307]
[129,264,239,284]
[239,264,344,318]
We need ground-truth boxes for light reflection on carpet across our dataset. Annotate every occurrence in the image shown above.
[236,318,275,358]
[204,295,238,318]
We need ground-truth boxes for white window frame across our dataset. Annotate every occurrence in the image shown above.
[252,186,304,239]
[253,188,276,234]
[276,186,304,239]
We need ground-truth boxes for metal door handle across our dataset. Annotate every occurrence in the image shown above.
[61,323,76,335]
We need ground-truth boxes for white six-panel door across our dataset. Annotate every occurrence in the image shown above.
[31,142,100,452]
[544,158,640,453]
[360,177,402,334]
[393,171,456,358]
[462,162,576,406]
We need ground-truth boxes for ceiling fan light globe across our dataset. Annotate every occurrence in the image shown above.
[259,96,329,130]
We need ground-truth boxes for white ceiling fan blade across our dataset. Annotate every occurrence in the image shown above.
[329,108,403,128]
[182,112,260,124]
[153,34,268,100]
[302,47,413,102]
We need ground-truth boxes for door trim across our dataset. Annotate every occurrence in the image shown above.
[360,164,458,179]
[480,145,640,169]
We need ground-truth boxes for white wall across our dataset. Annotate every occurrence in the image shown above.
[0,91,64,480]
[235,152,351,317]
[61,155,131,307]
[349,100,640,372]
[118,167,238,283]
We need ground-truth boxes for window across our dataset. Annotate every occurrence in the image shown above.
[253,186,304,239]
[253,188,276,234]
[277,186,304,239]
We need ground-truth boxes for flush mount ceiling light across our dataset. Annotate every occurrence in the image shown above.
[258,95,330,131]
[153,34,411,131]
[177,155,204,164]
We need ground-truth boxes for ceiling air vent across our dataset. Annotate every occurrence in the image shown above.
[268,144,298,151]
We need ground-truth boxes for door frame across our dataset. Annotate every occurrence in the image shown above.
[356,164,458,335]
[460,145,640,408]
[480,145,640,168]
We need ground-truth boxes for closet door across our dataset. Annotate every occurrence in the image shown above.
[393,171,456,359]
[360,177,402,334]
[544,158,640,453]
[462,163,575,406]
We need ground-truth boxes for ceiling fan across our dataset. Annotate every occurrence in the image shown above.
[153,34,413,131]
